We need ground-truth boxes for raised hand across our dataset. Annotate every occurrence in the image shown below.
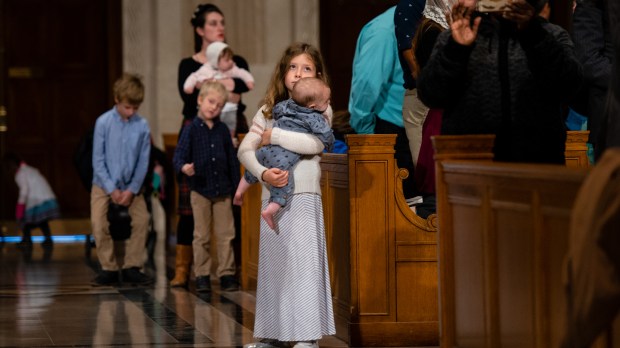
[450,0,481,46]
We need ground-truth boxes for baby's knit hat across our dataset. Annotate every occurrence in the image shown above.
[206,41,229,69]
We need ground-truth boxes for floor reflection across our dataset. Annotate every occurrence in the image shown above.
[0,236,348,348]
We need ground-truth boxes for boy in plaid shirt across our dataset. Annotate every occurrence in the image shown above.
[173,81,240,292]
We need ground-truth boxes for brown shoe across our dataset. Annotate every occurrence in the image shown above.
[170,244,193,287]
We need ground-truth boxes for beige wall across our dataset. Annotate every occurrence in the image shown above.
[122,0,319,147]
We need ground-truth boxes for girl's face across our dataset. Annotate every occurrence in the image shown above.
[197,12,225,45]
[284,53,318,94]
[197,90,226,121]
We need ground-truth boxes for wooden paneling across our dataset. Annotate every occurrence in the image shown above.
[566,130,591,168]
[239,176,261,290]
[347,134,439,346]
[1,0,122,219]
[320,153,351,339]
[433,135,593,348]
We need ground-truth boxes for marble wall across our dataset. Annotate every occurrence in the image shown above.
[121,0,319,147]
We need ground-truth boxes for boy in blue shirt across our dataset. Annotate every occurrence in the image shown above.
[173,81,240,293]
[91,73,152,286]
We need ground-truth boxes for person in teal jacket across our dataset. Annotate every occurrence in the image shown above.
[348,6,416,199]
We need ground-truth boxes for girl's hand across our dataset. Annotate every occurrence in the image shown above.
[261,128,273,146]
[502,0,535,30]
[263,168,288,188]
[15,203,25,221]
[450,0,481,46]
[182,163,195,176]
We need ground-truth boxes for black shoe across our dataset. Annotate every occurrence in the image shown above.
[220,275,239,291]
[91,270,119,286]
[42,238,54,249]
[195,275,211,292]
[121,267,154,285]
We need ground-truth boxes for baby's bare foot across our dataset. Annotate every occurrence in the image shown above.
[261,210,275,229]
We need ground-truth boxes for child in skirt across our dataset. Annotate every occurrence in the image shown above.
[4,153,60,249]
[237,42,336,348]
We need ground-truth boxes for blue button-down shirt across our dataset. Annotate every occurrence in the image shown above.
[173,117,240,199]
[92,107,151,194]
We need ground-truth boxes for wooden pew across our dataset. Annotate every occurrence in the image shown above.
[240,134,439,346]
[565,130,591,168]
[433,135,591,347]
[169,128,592,346]
[346,135,439,346]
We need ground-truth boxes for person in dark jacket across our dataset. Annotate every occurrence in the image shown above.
[605,0,620,151]
[572,0,613,160]
[417,0,583,164]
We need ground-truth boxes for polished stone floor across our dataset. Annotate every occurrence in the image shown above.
[0,236,349,348]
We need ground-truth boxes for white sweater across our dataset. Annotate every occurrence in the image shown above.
[15,163,57,209]
[238,105,333,200]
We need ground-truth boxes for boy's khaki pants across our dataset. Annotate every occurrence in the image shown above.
[190,191,236,278]
[90,185,150,271]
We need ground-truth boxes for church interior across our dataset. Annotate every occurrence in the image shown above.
[1,0,619,347]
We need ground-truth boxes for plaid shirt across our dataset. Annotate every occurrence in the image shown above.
[173,117,240,199]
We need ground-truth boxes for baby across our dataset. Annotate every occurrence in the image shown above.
[234,77,334,229]
[183,42,254,136]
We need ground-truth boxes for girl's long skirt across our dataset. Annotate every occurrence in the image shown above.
[253,193,336,342]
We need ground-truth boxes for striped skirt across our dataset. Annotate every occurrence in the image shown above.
[253,193,336,342]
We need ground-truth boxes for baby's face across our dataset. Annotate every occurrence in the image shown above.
[218,55,234,71]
